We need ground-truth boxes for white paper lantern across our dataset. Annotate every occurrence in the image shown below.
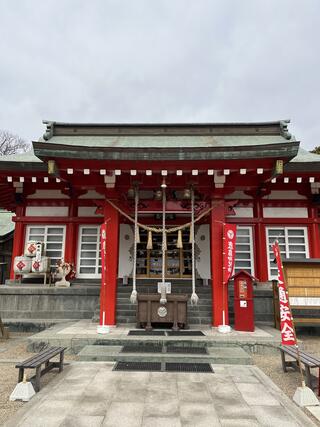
[32,257,50,273]
[14,257,32,274]
[25,241,44,258]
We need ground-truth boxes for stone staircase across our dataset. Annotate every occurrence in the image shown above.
[77,341,252,365]
[115,279,212,326]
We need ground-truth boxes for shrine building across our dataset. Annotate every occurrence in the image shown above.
[0,120,319,328]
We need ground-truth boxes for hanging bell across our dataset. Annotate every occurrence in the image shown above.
[177,229,183,248]
[147,230,153,250]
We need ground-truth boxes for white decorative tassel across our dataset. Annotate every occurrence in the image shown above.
[190,292,199,306]
[160,283,167,305]
[130,289,138,304]
[136,227,140,244]
[177,229,183,248]
[147,230,153,250]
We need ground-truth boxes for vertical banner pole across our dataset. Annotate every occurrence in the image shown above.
[97,222,109,334]
[218,223,237,334]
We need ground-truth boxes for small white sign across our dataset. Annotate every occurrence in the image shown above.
[157,282,171,294]
[240,300,247,308]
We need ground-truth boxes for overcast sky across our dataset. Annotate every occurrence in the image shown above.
[0,1,319,149]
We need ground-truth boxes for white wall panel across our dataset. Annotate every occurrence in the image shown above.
[263,207,308,218]
[227,207,253,218]
[79,190,104,199]
[195,224,211,279]
[25,206,69,217]
[28,190,69,199]
[78,206,103,217]
[263,191,307,200]
[118,224,134,278]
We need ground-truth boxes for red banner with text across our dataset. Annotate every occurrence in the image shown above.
[100,222,107,326]
[272,241,297,346]
[223,224,237,285]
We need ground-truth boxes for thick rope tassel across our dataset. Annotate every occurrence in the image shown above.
[190,292,199,306]
[176,229,183,248]
[190,187,199,306]
[130,289,138,304]
[131,188,139,305]
[146,230,153,250]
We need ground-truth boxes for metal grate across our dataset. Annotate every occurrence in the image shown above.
[121,343,163,353]
[165,362,213,373]
[166,345,208,354]
[167,331,205,336]
[114,361,161,372]
[128,330,166,336]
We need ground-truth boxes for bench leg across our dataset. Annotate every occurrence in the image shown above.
[305,366,312,389]
[35,366,41,392]
[280,351,287,372]
[59,350,64,373]
[18,368,24,383]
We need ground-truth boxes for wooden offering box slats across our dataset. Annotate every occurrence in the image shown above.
[282,259,320,325]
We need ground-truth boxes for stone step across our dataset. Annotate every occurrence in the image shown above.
[77,344,252,365]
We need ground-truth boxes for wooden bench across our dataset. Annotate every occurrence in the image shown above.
[279,345,320,392]
[15,346,65,392]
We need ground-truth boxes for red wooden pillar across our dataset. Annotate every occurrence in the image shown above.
[210,199,227,326]
[99,201,119,327]
[253,199,268,282]
[10,205,25,279]
[308,207,320,258]
[64,199,78,265]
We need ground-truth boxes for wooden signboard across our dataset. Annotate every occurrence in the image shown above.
[282,258,320,326]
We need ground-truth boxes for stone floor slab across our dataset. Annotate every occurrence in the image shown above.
[253,405,304,426]
[177,380,212,403]
[142,416,181,427]
[179,402,220,426]
[60,415,104,427]
[236,383,280,406]
[103,402,144,427]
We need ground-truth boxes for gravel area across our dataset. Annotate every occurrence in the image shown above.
[0,333,76,426]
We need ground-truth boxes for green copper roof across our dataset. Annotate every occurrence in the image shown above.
[38,134,292,148]
[0,150,42,163]
[289,147,320,163]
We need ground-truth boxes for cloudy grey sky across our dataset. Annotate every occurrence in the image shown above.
[0,0,319,149]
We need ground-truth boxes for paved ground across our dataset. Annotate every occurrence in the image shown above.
[4,362,316,427]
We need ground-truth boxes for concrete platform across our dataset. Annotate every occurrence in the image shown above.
[27,319,281,355]
[4,362,316,427]
[78,345,253,365]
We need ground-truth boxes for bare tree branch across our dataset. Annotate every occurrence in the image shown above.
[0,130,30,156]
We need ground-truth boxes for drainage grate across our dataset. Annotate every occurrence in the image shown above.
[167,331,205,336]
[114,361,161,372]
[165,362,213,373]
[166,345,208,354]
[128,330,166,336]
[121,343,162,353]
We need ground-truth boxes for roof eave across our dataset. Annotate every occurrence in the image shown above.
[33,140,300,162]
